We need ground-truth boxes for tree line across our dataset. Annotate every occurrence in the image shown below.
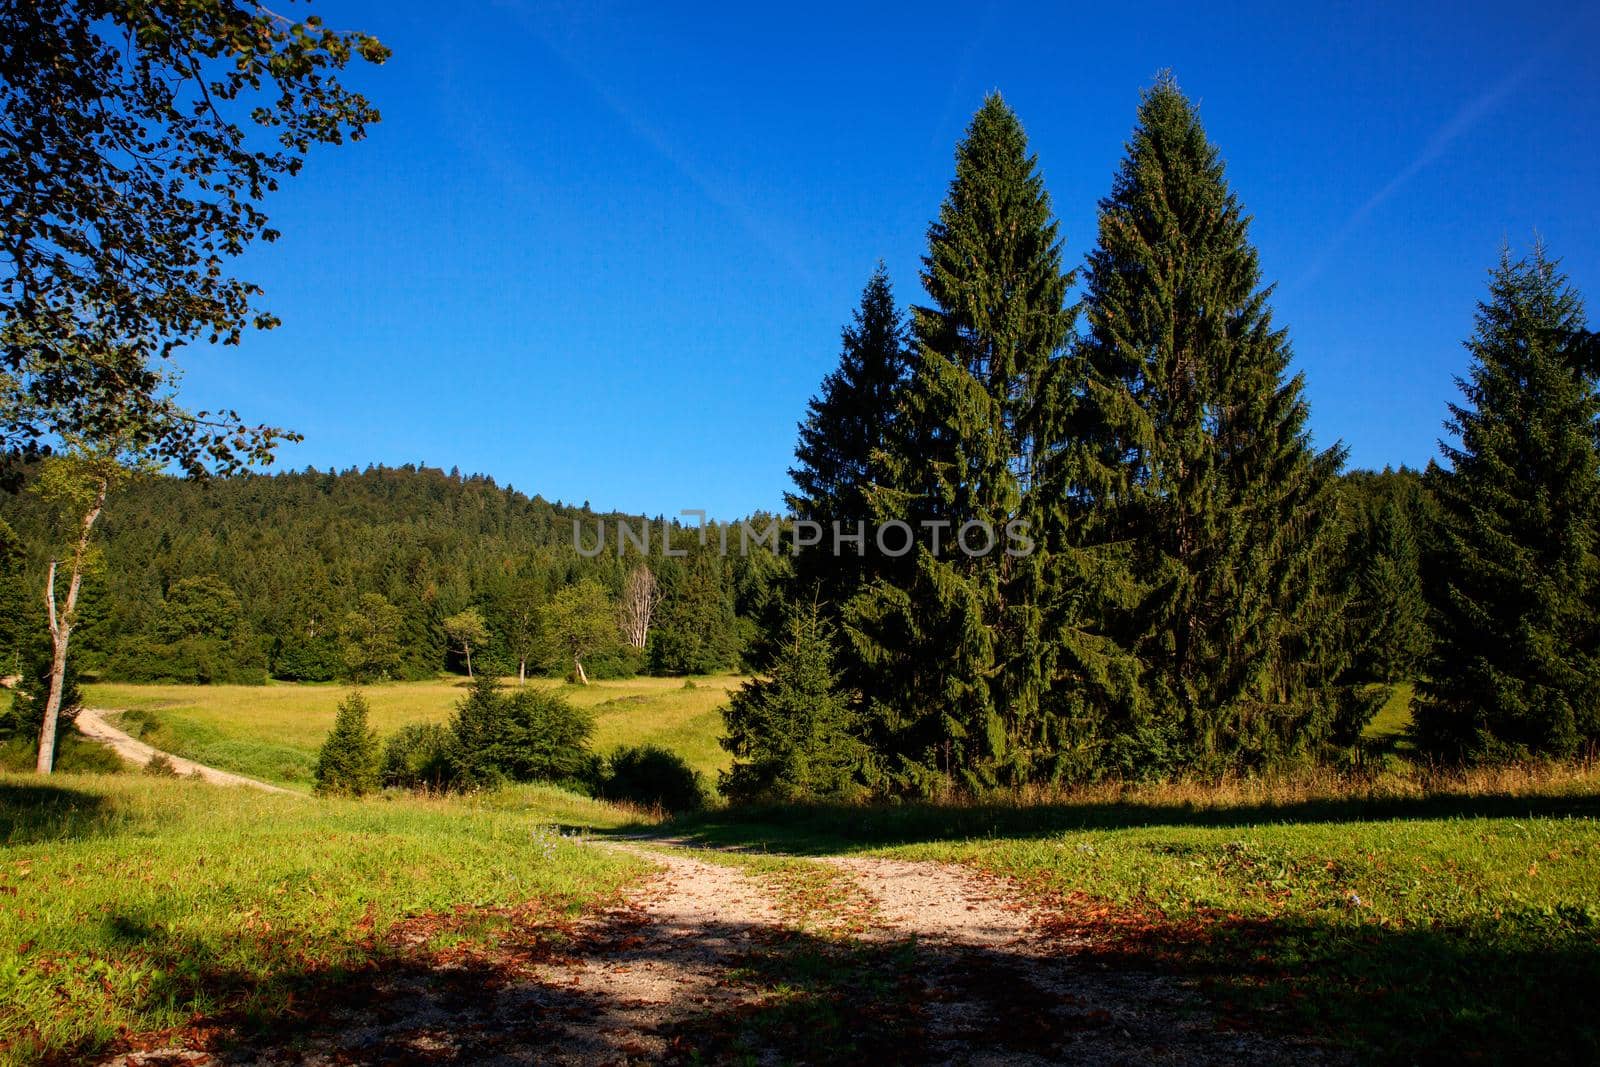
[0,464,785,700]
[723,77,1598,799]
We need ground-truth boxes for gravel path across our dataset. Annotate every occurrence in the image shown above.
[102,840,1344,1065]
[75,707,300,795]
[824,854,1340,1065]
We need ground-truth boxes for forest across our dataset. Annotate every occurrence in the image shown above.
[0,464,785,686]
[0,61,1593,799]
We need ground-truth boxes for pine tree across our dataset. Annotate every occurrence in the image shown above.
[720,603,865,802]
[1352,495,1430,682]
[847,94,1075,791]
[313,690,380,796]
[788,264,910,621]
[1416,246,1600,761]
[1078,75,1351,771]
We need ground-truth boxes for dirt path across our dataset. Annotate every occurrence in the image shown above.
[75,707,300,795]
[106,840,1343,1065]
[826,854,1335,1065]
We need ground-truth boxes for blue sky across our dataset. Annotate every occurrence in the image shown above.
[181,0,1600,518]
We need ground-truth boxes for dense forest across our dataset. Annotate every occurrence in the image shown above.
[0,465,785,685]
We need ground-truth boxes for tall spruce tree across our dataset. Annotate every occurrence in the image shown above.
[1416,246,1600,761]
[1078,75,1352,771]
[788,265,910,621]
[847,94,1075,791]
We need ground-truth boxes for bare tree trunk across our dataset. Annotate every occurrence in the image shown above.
[619,565,658,651]
[518,657,526,685]
[465,645,474,679]
[37,477,107,774]
[574,656,589,686]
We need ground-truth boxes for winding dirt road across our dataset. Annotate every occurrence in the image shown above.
[74,707,299,795]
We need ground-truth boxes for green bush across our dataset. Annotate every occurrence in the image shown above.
[448,675,594,790]
[105,636,268,685]
[271,634,343,682]
[380,722,453,790]
[314,691,380,796]
[600,744,703,812]
[576,645,644,681]
[143,752,179,777]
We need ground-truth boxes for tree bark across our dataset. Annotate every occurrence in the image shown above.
[37,476,107,774]
[574,656,589,686]
[518,657,526,685]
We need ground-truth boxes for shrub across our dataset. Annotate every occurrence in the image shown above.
[105,635,269,685]
[271,634,343,682]
[380,722,453,790]
[144,752,179,777]
[600,744,703,812]
[576,644,643,681]
[314,691,380,796]
[448,675,594,789]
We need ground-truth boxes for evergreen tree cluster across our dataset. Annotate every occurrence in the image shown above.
[316,676,595,795]
[772,76,1600,792]
[0,464,779,685]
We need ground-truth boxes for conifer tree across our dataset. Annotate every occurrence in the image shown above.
[788,265,910,621]
[1416,246,1600,761]
[314,690,380,796]
[720,603,864,802]
[1352,496,1430,681]
[1078,75,1351,770]
[847,94,1075,790]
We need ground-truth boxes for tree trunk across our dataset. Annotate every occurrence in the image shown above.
[518,657,526,685]
[574,656,589,686]
[465,646,474,679]
[37,477,107,774]
[36,569,71,775]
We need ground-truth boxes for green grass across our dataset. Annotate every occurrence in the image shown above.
[86,674,744,788]
[1362,681,1416,752]
[0,732,125,775]
[0,772,651,1065]
[660,766,1600,1063]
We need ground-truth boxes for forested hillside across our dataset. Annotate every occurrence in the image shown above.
[0,465,785,684]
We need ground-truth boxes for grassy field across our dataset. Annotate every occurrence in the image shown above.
[85,674,745,789]
[666,764,1600,1063]
[1362,680,1416,753]
[0,772,650,1065]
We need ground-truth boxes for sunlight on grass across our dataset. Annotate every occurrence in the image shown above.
[0,772,651,1064]
[85,674,744,787]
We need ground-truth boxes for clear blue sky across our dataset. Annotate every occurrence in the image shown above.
[181,0,1600,519]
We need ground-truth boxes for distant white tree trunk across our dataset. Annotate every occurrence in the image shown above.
[37,474,108,774]
[573,655,589,686]
[619,564,658,651]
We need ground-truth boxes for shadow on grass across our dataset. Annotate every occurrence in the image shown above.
[0,779,112,845]
[53,892,1600,1066]
[62,906,1281,1065]
[1041,902,1600,1065]
[637,789,1600,855]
